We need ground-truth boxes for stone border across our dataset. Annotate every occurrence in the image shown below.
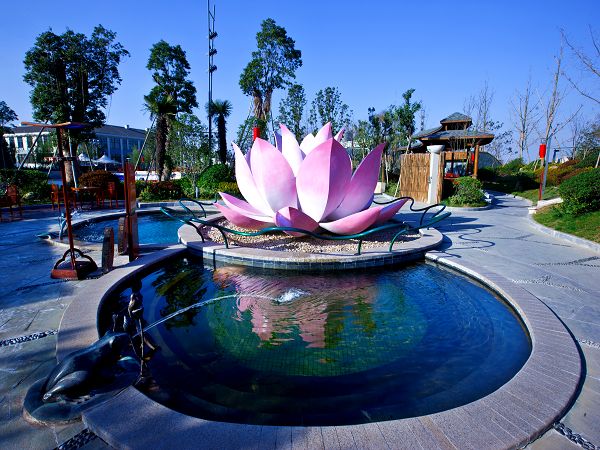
[527,214,600,254]
[51,246,582,449]
[179,214,444,271]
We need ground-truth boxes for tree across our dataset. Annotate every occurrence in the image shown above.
[239,18,302,125]
[465,81,513,162]
[170,113,210,190]
[510,75,541,161]
[277,83,307,138]
[207,100,232,164]
[23,25,129,183]
[0,101,18,169]
[308,87,352,134]
[538,45,582,152]
[145,40,198,180]
[561,27,600,105]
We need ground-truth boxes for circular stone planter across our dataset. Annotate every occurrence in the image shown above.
[53,245,582,449]
[179,213,444,271]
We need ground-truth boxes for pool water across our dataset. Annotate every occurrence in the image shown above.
[74,213,197,245]
[101,258,531,426]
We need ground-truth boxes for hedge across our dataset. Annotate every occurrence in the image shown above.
[559,168,600,214]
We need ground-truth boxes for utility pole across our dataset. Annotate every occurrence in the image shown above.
[207,0,217,160]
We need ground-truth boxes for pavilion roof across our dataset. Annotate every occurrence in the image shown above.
[440,112,472,123]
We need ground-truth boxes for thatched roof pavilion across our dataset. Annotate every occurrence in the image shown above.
[413,112,494,178]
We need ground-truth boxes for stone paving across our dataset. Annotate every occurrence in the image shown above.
[0,193,598,449]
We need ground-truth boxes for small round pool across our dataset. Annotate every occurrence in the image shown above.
[74,212,201,245]
[100,257,531,426]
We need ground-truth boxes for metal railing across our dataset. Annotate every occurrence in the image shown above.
[161,195,450,256]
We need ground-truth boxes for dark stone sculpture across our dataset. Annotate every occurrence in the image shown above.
[23,331,139,425]
[42,331,130,402]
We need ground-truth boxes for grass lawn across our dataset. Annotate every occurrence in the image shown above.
[534,206,600,243]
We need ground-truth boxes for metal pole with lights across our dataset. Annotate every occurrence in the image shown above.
[207,0,217,159]
[22,121,97,279]
[538,138,551,201]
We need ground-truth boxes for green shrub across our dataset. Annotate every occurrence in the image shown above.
[534,159,583,187]
[497,158,525,176]
[574,148,600,169]
[79,170,120,189]
[216,181,241,196]
[559,168,600,214]
[138,180,184,202]
[0,169,50,201]
[447,177,486,206]
[197,164,233,192]
[477,167,497,181]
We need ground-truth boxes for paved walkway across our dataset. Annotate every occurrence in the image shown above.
[0,194,598,449]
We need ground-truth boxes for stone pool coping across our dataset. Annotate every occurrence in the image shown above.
[179,214,444,271]
[55,246,582,449]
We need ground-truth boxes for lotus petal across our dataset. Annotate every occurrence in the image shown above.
[334,127,345,141]
[319,207,381,235]
[250,138,298,211]
[216,204,272,230]
[220,192,274,222]
[275,206,320,237]
[327,143,385,220]
[232,143,272,215]
[296,138,352,223]
[244,145,252,165]
[374,198,409,225]
[299,133,316,155]
[313,123,333,147]
[279,124,304,177]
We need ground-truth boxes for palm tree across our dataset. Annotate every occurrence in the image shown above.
[144,93,177,180]
[207,100,232,165]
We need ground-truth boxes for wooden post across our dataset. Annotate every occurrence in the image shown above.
[123,160,139,261]
[473,144,480,179]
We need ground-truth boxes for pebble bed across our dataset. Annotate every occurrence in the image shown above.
[205,219,420,254]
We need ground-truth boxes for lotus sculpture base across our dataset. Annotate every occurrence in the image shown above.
[177,212,445,272]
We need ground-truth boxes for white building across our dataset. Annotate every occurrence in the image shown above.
[4,124,146,166]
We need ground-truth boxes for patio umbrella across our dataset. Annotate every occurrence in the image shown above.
[93,154,120,170]
[78,153,93,167]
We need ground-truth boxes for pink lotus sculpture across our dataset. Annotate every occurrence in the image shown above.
[216,123,408,235]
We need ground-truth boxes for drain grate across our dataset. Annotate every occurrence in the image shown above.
[554,422,598,450]
[0,329,58,347]
[55,428,98,450]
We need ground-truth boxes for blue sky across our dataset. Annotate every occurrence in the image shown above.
[2,0,598,160]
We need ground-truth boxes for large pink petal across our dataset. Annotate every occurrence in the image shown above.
[220,192,274,222]
[314,123,333,147]
[319,207,381,235]
[334,127,345,141]
[233,143,272,215]
[296,138,352,223]
[275,206,320,237]
[374,198,409,225]
[299,133,316,155]
[279,124,304,177]
[216,204,272,230]
[250,138,298,212]
[327,143,385,220]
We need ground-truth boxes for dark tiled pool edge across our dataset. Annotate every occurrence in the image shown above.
[54,247,582,449]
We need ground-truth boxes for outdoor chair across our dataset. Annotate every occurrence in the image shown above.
[105,181,119,208]
[0,184,23,221]
[51,184,77,212]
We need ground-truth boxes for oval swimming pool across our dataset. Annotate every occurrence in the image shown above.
[100,257,531,426]
[74,212,201,245]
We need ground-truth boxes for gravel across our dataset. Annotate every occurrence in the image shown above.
[204,220,420,254]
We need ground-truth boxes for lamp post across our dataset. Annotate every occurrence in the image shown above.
[207,0,217,158]
[22,121,97,279]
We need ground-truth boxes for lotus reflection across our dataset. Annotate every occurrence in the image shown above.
[212,266,380,349]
